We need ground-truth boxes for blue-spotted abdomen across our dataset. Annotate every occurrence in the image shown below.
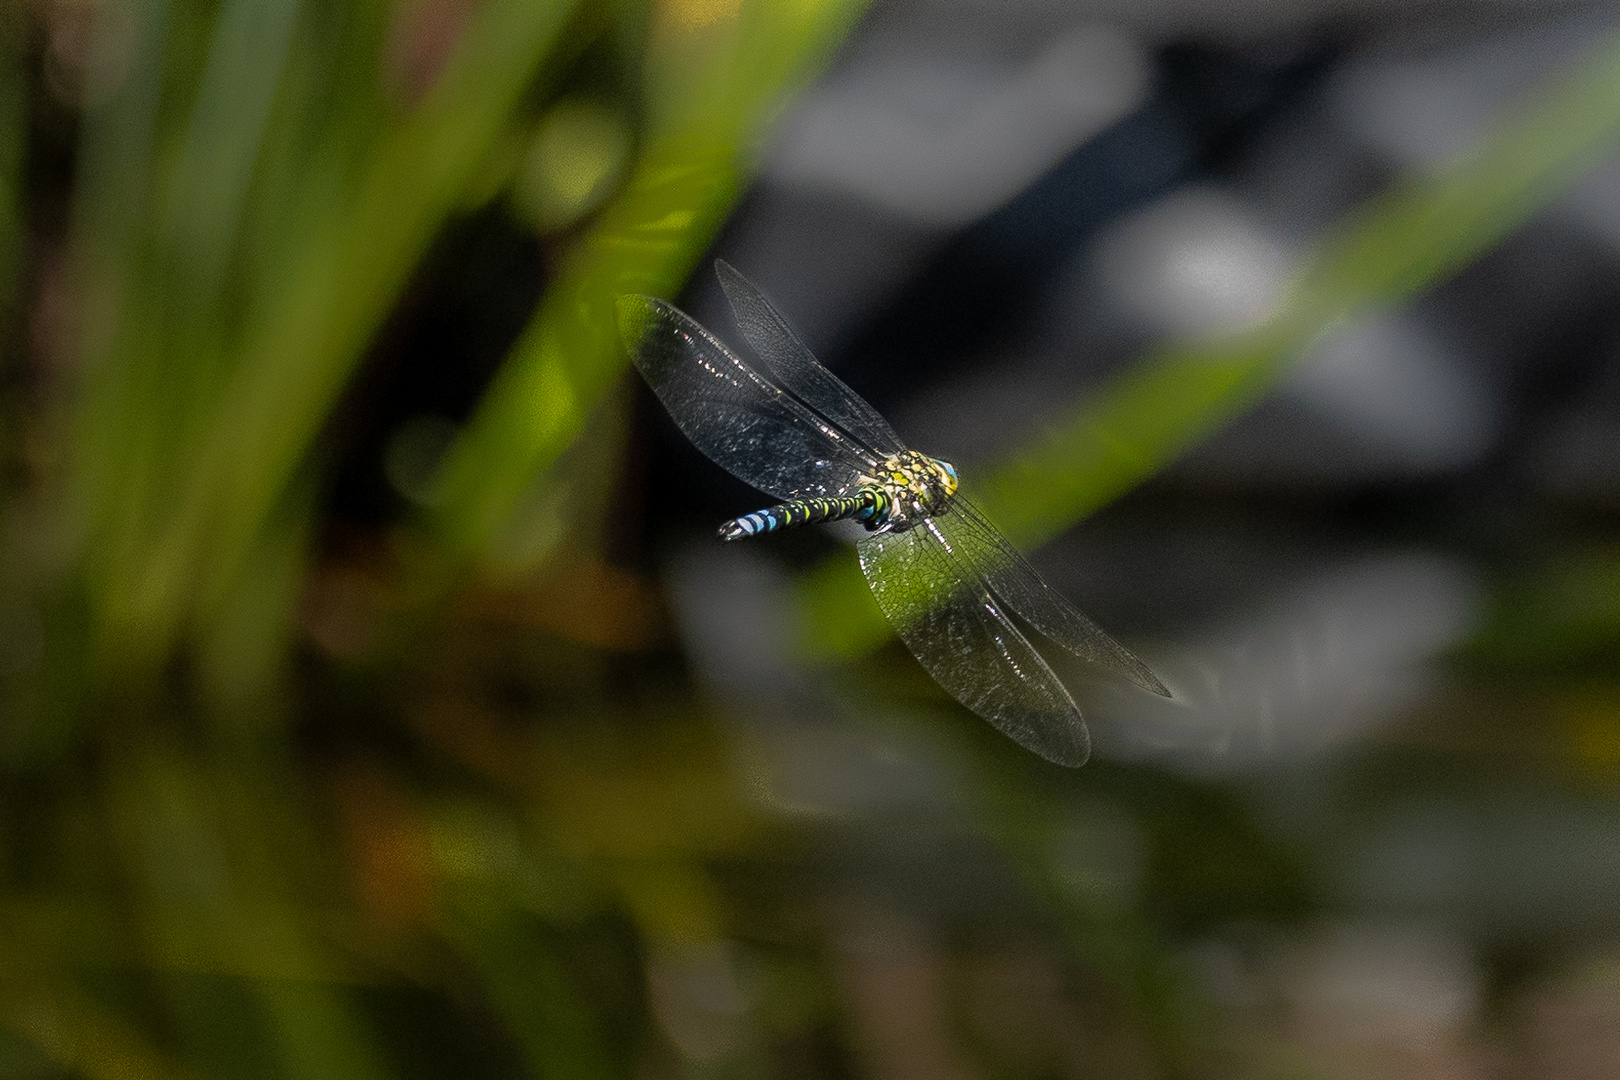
[718,487,892,541]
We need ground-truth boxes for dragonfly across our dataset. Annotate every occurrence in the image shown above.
[618,261,1170,766]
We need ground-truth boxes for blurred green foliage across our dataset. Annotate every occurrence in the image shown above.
[0,1,1618,1078]
[801,29,1620,659]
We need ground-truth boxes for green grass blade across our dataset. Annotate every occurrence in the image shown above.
[801,30,1620,658]
[160,0,305,301]
[92,0,584,666]
[426,0,870,572]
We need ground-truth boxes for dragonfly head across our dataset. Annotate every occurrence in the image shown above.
[879,451,959,521]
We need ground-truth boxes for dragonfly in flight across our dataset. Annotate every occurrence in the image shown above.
[618,261,1170,766]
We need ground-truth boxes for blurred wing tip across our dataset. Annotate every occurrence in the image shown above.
[714,259,752,291]
[714,259,752,312]
[985,696,1091,768]
[1025,721,1090,768]
[974,703,1091,768]
[1099,640,1172,698]
[1138,668,1174,698]
[1045,740,1090,768]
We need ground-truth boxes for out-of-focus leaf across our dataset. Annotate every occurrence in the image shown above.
[0,976,194,1080]
[81,0,585,670]
[74,0,172,263]
[800,30,1620,658]
[61,732,395,1080]
[1561,684,1620,776]
[426,0,870,573]
[257,981,393,1080]
[1471,545,1620,666]
[159,0,304,302]
[534,719,761,863]
[444,904,619,1080]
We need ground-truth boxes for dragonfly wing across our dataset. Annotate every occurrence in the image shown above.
[858,519,1091,767]
[618,294,875,501]
[715,260,907,456]
[941,499,1171,697]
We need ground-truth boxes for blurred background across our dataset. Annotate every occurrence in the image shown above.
[3,0,1620,1076]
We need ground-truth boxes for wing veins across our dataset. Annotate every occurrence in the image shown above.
[619,295,882,499]
[942,498,1170,697]
[859,519,1090,766]
[715,260,906,461]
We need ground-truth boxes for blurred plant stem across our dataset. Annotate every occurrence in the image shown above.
[55,0,873,696]
[0,975,193,1080]
[8,4,877,1072]
[104,732,393,1080]
[424,0,868,576]
[800,28,1620,659]
[68,0,586,680]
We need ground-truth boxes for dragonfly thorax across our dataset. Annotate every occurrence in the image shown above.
[863,450,959,531]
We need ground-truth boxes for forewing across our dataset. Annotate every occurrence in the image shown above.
[858,519,1090,767]
[715,261,906,456]
[939,499,1171,696]
[618,294,875,500]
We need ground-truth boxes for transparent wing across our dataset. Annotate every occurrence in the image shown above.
[618,294,879,501]
[857,518,1091,767]
[940,499,1171,697]
[714,260,906,457]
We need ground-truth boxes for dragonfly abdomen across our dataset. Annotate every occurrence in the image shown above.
[719,487,892,541]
